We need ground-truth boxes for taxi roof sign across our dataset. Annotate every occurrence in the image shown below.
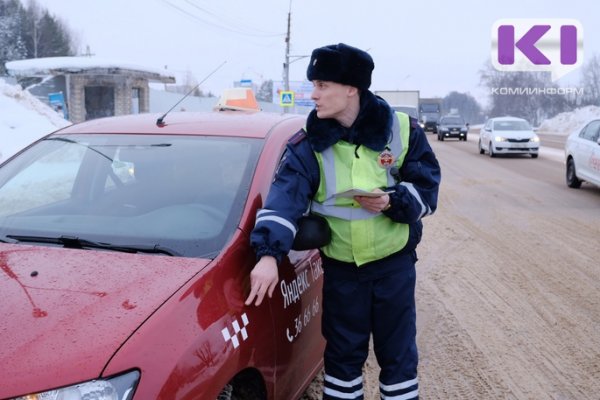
[214,88,260,112]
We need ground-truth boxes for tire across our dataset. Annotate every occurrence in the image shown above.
[440,135,444,141]
[488,142,495,157]
[566,158,582,188]
[531,154,538,159]
[479,140,485,154]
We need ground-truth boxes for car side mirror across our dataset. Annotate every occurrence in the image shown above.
[292,214,331,250]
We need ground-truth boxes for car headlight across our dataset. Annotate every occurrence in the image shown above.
[494,136,507,142]
[530,136,540,142]
[10,370,139,400]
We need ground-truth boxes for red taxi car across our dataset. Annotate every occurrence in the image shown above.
[0,109,325,399]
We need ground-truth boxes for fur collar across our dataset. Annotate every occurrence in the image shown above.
[305,91,393,152]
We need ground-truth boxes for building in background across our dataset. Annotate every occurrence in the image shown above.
[6,56,175,123]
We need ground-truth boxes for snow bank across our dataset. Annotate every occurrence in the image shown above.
[538,105,600,135]
[0,78,71,162]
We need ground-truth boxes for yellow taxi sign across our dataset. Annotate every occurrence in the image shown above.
[214,88,260,112]
[280,91,294,107]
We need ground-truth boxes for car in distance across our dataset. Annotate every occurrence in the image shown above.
[0,110,326,400]
[419,99,442,134]
[565,118,600,188]
[437,115,469,141]
[478,116,540,158]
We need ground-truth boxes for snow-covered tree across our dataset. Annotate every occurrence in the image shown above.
[0,0,28,74]
[1,0,76,75]
[256,80,273,102]
[442,91,483,124]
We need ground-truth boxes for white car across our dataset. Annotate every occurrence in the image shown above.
[479,116,540,158]
[565,118,600,188]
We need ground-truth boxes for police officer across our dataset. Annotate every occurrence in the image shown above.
[245,43,440,400]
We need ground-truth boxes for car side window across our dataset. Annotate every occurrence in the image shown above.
[589,121,600,142]
[580,121,600,141]
[0,142,85,217]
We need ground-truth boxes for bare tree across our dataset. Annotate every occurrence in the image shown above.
[479,61,569,126]
[579,53,600,106]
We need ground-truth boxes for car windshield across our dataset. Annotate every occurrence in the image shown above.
[493,120,531,131]
[441,117,464,125]
[391,106,418,119]
[420,104,440,112]
[0,134,261,258]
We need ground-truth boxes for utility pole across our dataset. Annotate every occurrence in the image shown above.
[282,0,308,113]
[284,7,291,92]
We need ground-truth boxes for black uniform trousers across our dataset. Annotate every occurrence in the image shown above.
[321,250,419,400]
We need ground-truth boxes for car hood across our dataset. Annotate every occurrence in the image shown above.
[440,124,465,129]
[495,129,536,139]
[0,243,209,397]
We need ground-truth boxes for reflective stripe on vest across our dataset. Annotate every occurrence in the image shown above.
[311,111,411,265]
[311,113,405,219]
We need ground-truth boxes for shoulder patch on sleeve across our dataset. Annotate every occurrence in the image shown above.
[288,129,307,145]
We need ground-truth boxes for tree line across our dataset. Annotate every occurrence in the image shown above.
[478,55,600,126]
[438,54,600,126]
[0,0,76,75]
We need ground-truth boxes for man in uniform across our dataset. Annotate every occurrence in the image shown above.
[245,43,440,400]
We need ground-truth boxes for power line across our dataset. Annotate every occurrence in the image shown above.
[160,0,285,38]
[184,0,282,36]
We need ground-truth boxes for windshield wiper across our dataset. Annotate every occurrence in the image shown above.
[6,235,179,256]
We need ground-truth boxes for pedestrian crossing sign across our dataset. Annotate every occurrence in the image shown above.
[280,91,295,107]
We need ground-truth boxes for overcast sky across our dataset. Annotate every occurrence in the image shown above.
[32,0,599,103]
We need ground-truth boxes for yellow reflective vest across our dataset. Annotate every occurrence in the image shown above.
[311,112,411,266]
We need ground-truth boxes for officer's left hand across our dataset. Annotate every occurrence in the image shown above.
[354,189,390,213]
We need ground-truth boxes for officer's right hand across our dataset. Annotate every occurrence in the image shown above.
[245,255,278,307]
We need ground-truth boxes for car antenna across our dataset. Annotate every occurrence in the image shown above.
[156,60,227,127]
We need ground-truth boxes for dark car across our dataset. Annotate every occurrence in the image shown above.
[0,108,326,400]
[437,115,469,141]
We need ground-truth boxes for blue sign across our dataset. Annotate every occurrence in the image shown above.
[49,92,68,119]
[280,91,294,107]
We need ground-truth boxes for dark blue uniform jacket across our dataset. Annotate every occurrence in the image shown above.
[251,91,441,264]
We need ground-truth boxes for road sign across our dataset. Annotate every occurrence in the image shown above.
[280,91,294,107]
[273,81,314,107]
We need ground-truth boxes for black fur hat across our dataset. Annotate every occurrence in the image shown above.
[306,43,374,90]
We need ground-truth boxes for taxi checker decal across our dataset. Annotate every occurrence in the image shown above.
[221,313,249,349]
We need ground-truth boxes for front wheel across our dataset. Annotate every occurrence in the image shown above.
[479,140,485,154]
[566,158,582,188]
[488,142,496,157]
